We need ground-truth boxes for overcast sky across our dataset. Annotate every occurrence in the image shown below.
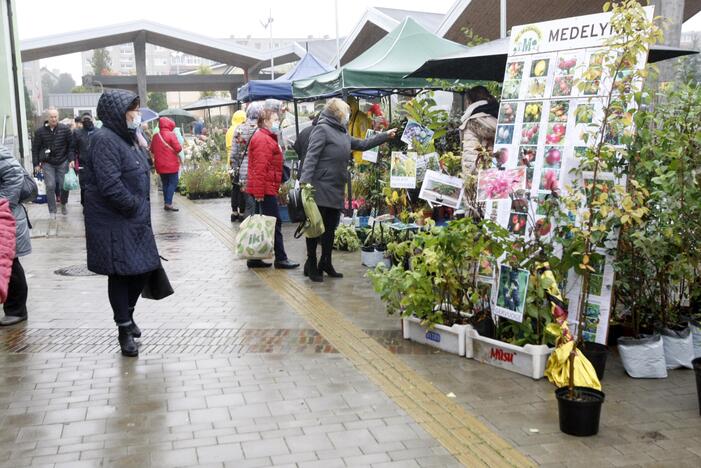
[17,0,701,80]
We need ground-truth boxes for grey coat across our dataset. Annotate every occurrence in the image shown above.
[300,111,389,209]
[0,145,32,257]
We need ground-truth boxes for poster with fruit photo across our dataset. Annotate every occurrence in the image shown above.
[490,8,653,341]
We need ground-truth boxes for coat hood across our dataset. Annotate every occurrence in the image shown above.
[0,144,13,161]
[318,110,347,134]
[459,100,499,130]
[97,89,139,143]
[158,117,176,132]
[231,110,246,127]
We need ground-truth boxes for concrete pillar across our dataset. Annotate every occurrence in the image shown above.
[652,0,685,84]
[134,32,147,105]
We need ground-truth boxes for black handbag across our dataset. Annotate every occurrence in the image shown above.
[141,262,174,300]
[287,186,306,224]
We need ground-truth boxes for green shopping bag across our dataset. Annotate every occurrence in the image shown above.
[235,213,276,259]
[63,168,79,191]
[301,185,325,239]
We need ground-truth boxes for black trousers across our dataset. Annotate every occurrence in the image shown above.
[231,181,246,214]
[108,273,149,325]
[305,206,341,261]
[4,258,28,317]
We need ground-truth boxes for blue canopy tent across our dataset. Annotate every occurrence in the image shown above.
[237,52,333,102]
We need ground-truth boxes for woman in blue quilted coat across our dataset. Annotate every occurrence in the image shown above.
[84,89,160,357]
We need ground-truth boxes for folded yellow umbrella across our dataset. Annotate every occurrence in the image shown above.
[537,263,601,391]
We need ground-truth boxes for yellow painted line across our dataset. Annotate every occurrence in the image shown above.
[178,196,535,467]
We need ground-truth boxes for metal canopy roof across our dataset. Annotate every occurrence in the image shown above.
[20,20,304,69]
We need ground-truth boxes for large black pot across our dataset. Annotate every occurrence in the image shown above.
[555,386,605,436]
[693,357,701,416]
[582,342,608,381]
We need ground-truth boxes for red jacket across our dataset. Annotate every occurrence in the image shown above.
[0,199,17,303]
[246,128,283,199]
[151,117,182,174]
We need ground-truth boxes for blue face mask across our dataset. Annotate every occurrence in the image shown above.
[271,123,280,133]
[127,114,142,130]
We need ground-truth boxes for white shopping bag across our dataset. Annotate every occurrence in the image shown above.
[235,214,276,260]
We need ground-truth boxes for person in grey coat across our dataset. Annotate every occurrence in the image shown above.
[0,145,32,326]
[300,98,395,282]
[84,89,161,357]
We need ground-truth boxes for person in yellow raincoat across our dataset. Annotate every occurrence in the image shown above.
[226,110,247,167]
[347,97,373,164]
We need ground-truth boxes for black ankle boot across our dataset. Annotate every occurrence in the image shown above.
[307,259,323,283]
[128,307,141,338]
[118,326,138,357]
[319,257,343,278]
[304,256,316,277]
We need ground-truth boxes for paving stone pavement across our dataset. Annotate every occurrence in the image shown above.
[0,195,698,467]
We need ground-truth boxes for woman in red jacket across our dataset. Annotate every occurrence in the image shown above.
[246,109,298,270]
[151,117,182,211]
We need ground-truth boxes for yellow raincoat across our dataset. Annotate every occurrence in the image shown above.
[226,110,247,166]
[347,97,372,164]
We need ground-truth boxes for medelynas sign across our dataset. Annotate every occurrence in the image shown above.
[488,7,654,344]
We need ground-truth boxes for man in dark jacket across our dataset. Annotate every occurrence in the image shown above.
[292,113,320,168]
[32,108,75,218]
[73,113,97,206]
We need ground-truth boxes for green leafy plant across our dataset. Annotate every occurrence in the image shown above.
[368,218,511,328]
[334,225,361,252]
[616,82,701,331]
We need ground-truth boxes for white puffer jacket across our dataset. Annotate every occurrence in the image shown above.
[459,100,497,178]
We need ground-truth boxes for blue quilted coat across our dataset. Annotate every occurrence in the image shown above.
[83,89,160,276]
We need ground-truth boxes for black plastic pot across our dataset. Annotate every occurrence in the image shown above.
[555,386,605,436]
[582,342,608,381]
[472,317,495,338]
[693,357,701,416]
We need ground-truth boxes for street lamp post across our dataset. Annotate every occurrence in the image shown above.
[171,51,183,107]
[261,11,274,80]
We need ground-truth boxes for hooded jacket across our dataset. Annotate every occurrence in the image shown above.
[0,145,30,258]
[459,100,498,177]
[300,110,389,210]
[226,110,247,164]
[151,117,182,174]
[83,89,160,276]
[246,128,283,199]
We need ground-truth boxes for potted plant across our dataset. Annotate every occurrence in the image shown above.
[616,81,701,373]
[369,217,512,355]
[334,224,361,252]
[361,220,391,268]
[548,1,661,435]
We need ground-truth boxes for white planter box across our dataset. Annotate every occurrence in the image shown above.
[402,316,469,356]
[465,328,553,379]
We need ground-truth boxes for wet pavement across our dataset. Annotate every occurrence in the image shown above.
[0,193,698,467]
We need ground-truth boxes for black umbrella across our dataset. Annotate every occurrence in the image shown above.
[408,37,699,82]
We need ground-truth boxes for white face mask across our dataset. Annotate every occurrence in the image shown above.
[127,114,142,130]
[341,113,350,125]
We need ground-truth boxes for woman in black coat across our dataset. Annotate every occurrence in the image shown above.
[84,89,161,357]
[300,98,395,282]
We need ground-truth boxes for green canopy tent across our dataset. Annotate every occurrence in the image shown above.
[292,17,472,101]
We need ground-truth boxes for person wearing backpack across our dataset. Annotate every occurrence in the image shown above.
[0,145,32,326]
[230,102,263,222]
[150,117,182,212]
